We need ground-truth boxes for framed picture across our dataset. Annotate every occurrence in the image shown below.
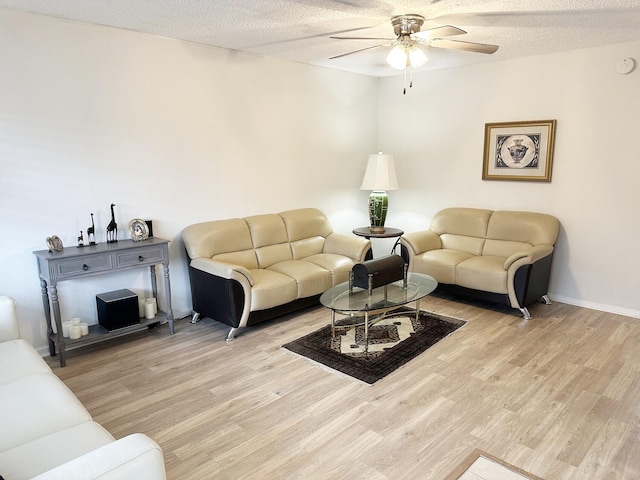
[482,119,557,182]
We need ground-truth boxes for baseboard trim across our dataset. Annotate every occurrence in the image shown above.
[549,293,640,319]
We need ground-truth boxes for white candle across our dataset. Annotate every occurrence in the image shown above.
[79,323,89,336]
[144,300,156,319]
[69,325,81,340]
[145,297,157,314]
[61,321,72,338]
[70,318,81,326]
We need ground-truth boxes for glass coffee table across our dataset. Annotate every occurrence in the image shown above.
[320,272,438,353]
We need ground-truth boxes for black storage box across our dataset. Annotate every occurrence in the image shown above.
[96,289,139,331]
[351,254,407,294]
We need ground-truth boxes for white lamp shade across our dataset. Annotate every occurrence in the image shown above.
[408,45,428,68]
[386,45,408,70]
[360,153,399,191]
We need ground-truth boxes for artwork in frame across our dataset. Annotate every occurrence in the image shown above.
[482,119,557,182]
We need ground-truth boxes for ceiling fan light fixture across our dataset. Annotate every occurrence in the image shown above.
[331,13,497,94]
[386,44,408,70]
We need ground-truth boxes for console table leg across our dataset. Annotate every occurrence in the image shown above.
[162,263,174,335]
[40,279,56,357]
[49,284,66,367]
[149,265,158,299]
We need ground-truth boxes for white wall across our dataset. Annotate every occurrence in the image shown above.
[378,41,640,317]
[2,9,639,355]
[0,9,377,352]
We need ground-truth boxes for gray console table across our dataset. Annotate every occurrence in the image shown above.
[33,237,174,367]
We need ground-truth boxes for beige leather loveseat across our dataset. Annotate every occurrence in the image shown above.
[400,208,560,319]
[182,208,372,340]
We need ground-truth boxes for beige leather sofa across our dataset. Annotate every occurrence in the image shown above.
[182,208,372,340]
[0,296,166,480]
[400,208,560,319]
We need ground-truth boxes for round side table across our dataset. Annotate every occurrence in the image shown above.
[352,227,404,255]
[352,227,404,239]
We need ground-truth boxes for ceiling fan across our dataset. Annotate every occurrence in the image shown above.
[330,14,499,93]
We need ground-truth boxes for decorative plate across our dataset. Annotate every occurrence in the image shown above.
[128,219,150,242]
[46,235,64,252]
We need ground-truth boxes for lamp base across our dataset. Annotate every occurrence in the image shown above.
[368,190,389,233]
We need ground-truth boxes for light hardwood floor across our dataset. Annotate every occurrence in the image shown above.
[48,295,640,480]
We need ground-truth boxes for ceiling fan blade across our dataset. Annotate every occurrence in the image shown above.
[413,25,466,41]
[330,36,395,41]
[430,38,499,54]
[329,44,386,60]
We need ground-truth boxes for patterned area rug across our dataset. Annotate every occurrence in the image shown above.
[282,308,466,384]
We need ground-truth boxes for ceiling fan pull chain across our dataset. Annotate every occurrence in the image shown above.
[403,66,407,94]
[402,65,415,95]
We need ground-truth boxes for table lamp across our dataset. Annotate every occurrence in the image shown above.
[360,152,398,233]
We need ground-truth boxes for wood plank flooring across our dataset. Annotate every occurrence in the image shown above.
[48,295,640,480]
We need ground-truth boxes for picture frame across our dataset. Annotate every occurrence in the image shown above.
[482,119,557,182]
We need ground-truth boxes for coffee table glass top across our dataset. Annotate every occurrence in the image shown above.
[320,272,438,314]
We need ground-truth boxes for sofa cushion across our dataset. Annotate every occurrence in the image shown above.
[290,236,325,260]
[212,250,259,270]
[255,244,293,269]
[30,433,166,480]
[412,250,475,284]
[268,260,332,298]
[440,233,485,256]
[280,208,333,242]
[483,239,533,258]
[0,421,114,480]
[486,211,560,246]
[182,218,253,259]
[430,208,492,238]
[456,256,508,294]
[302,253,354,284]
[0,339,51,385]
[246,214,288,248]
[249,269,298,310]
[0,374,92,453]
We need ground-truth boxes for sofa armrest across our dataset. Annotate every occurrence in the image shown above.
[400,231,442,256]
[190,258,254,287]
[504,245,554,270]
[0,296,20,342]
[31,434,166,480]
[323,233,371,261]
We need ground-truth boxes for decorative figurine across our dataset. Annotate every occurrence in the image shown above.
[106,203,118,243]
[77,230,84,247]
[87,213,96,245]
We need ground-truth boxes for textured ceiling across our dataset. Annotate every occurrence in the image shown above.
[1,0,639,76]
